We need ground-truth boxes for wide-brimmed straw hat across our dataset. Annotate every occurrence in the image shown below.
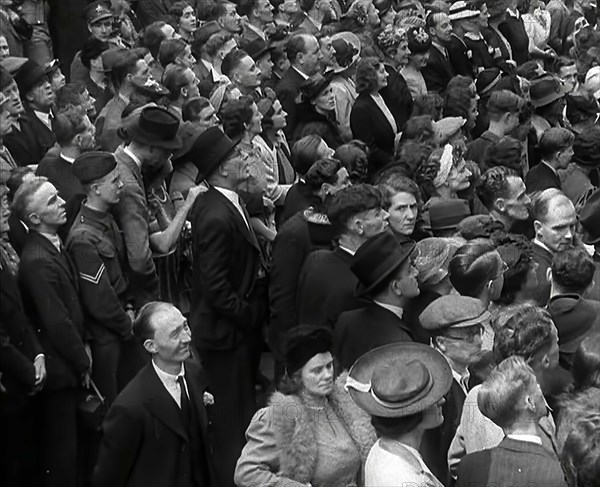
[346,342,452,418]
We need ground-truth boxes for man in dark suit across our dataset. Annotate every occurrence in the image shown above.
[447,3,480,78]
[419,295,490,486]
[457,356,567,487]
[276,33,322,140]
[36,105,96,202]
[297,184,388,328]
[189,127,267,487]
[334,231,420,371]
[93,301,215,487]
[527,189,577,306]
[4,60,57,167]
[526,127,574,194]
[13,177,91,487]
[0,183,46,487]
[422,10,456,93]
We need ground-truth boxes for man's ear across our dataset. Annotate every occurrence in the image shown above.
[143,339,157,354]
[218,162,228,177]
[533,219,542,236]
[181,86,189,99]
[495,197,506,213]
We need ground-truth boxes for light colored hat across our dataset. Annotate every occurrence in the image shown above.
[414,237,462,288]
[584,66,600,100]
[419,295,491,333]
[448,1,480,21]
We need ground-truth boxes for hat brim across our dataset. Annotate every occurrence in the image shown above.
[444,310,491,330]
[532,90,566,108]
[125,126,183,150]
[582,230,600,245]
[347,342,453,418]
[89,13,113,25]
[355,244,415,297]
[195,137,240,182]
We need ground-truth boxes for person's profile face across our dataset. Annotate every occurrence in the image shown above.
[179,6,197,33]
[145,307,192,365]
[236,55,262,89]
[221,4,243,34]
[300,37,322,76]
[501,176,530,222]
[197,105,219,132]
[270,100,287,130]
[28,182,67,229]
[0,36,9,60]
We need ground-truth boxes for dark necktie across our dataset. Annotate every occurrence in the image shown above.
[177,376,191,428]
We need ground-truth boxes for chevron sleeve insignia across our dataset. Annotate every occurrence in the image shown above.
[79,263,106,285]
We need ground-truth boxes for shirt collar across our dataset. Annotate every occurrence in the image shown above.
[39,231,62,252]
[507,434,543,446]
[373,301,403,320]
[119,92,130,105]
[338,244,356,256]
[541,160,558,176]
[507,7,520,18]
[34,109,52,129]
[533,238,554,255]
[246,22,266,40]
[214,185,241,204]
[152,359,185,381]
[293,66,309,80]
[123,145,143,169]
[464,32,483,41]
[60,152,76,164]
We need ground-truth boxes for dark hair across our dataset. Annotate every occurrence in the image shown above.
[444,76,476,120]
[485,136,523,173]
[355,57,381,93]
[133,301,174,341]
[142,21,169,58]
[81,37,109,70]
[371,413,424,438]
[221,48,248,78]
[53,105,89,145]
[414,147,444,200]
[477,166,519,210]
[158,38,188,68]
[326,184,383,233]
[162,65,192,101]
[551,248,596,294]
[56,83,88,110]
[401,115,435,144]
[539,128,575,160]
[220,96,255,139]
[492,304,556,364]
[111,51,143,89]
[182,96,211,122]
[493,232,535,306]
[204,32,234,58]
[305,158,343,192]
[6,167,34,201]
[334,141,369,183]
[292,134,326,175]
[299,0,317,12]
[561,410,600,487]
[413,93,444,120]
[169,0,193,24]
[278,369,303,394]
[237,0,259,17]
[517,60,543,80]
[571,335,600,390]
[449,240,501,297]
[396,140,436,180]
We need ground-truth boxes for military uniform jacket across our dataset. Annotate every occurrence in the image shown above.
[66,202,132,345]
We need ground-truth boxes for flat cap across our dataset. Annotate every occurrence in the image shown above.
[73,151,117,184]
[419,295,490,333]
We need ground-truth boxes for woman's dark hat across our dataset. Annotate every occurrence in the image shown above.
[426,199,471,232]
[124,106,182,150]
[580,189,600,245]
[187,127,239,181]
[301,73,333,101]
[407,26,431,54]
[346,342,452,417]
[351,231,416,297]
[572,126,600,168]
[284,326,332,377]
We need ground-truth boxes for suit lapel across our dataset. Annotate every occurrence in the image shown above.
[142,364,188,441]
[370,303,414,338]
[210,187,261,252]
[184,368,209,432]
[363,94,395,137]
[30,232,78,288]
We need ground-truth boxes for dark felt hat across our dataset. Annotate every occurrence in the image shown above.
[240,37,272,61]
[14,59,46,94]
[125,106,182,150]
[284,326,332,376]
[427,199,471,232]
[580,189,600,245]
[301,73,333,101]
[187,127,239,181]
[73,151,117,184]
[43,59,61,76]
[476,67,502,96]
[85,1,113,25]
[530,75,566,108]
[351,231,416,297]
[572,126,600,168]
[346,342,452,417]
[0,66,15,91]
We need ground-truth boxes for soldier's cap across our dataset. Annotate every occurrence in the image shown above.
[85,1,113,25]
[73,151,117,185]
[419,295,490,334]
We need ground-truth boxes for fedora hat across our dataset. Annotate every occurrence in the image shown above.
[351,231,416,297]
[125,106,182,150]
[187,127,239,181]
[346,342,452,417]
[580,189,600,245]
[530,75,566,108]
[425,199,470,232]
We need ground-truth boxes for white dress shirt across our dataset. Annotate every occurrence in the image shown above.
[373,301,403,320]
[152,360,188,408]
[214,186,250,229]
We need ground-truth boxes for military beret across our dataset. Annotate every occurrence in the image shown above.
[73,151,117,185]
[419,295,490,333]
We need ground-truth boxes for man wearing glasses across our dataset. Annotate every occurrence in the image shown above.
[419,295,490,486]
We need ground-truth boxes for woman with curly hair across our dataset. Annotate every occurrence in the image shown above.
[376,25,414,130]
[235,327,376,487]
[169,1,197,43]
[444,75,480,134]
[400,25,432,100]
[350,56,398,177]
[294,73,345,149]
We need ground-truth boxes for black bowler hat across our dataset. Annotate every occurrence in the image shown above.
[580,189,600,245]
[73,151,117,184]
[125,106,182,150]
[14,59,46,95]
[351,231,416,297]
[187,127,239,181]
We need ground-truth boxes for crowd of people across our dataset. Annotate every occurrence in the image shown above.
[1,0,600,486]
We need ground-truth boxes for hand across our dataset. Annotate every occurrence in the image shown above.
[262,196,275,213]
[185,184,207,207]
[33,355,47,388]
[82,370,91,389]
[84,343,93,370]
